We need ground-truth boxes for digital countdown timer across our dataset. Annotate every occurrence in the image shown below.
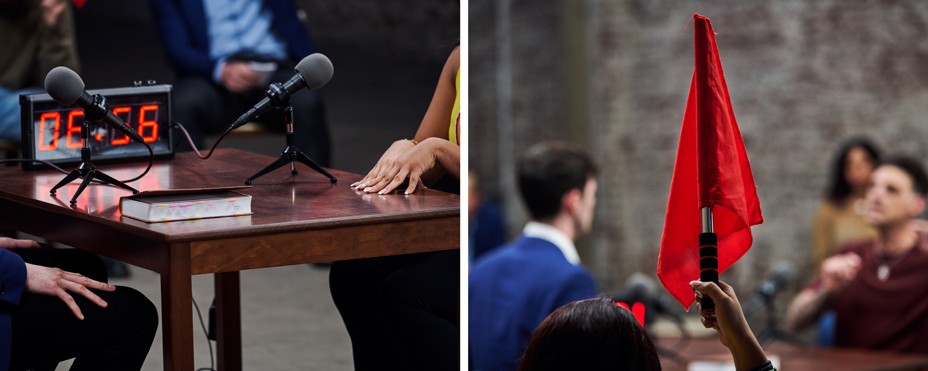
[19,85,174,170]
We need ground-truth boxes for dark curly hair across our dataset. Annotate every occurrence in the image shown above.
[826,137,881,203]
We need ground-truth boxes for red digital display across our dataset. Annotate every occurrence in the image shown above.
[34,104,160,151]
[20,85,174,170]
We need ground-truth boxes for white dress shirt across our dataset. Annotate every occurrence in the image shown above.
[522,221,581,265]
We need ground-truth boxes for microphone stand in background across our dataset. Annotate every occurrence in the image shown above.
[740,263,806,347]
[242,85,336,185]
[753,288,805,347]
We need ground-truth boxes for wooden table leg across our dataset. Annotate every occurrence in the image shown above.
[216,271,242,371]
[162,243,194,371]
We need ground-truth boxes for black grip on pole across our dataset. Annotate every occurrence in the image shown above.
[699,232,718,311]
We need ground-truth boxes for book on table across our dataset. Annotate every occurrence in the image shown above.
[119,186,253,223]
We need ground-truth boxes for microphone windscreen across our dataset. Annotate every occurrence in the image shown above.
[45,66,85,106]
[770,261,794,287]
[294,53,334,90]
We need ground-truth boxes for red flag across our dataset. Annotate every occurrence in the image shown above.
[658,14,763,309]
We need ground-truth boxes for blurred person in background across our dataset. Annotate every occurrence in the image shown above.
[810,137,881,271]
[149,0,331,164]
[470,142,598,371]
[0,0,79,143]
[787,156,928,354]
[469,170,507,265]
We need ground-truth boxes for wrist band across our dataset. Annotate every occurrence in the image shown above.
[750,360,775,371]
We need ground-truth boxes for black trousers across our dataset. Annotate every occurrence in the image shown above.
[172,66,332,167]
[9,249,158,371]
[330,250,459,371]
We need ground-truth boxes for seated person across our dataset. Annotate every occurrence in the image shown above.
[470,142,598,371]
[1,237,158,371]
[149,0,331,164]
[786,156,928,354]
[469,170,507,264]
[810,138,880,272]
[330,46,460,371]
[0,0,79,143]
[518,281,774,371]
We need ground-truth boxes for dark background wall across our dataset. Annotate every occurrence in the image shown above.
[72,0,460,174]
[470,0,928,325]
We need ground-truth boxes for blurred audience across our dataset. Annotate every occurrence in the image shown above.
[469,170,506,265]
[470,142,598,371]
[149,0,331,163]
[810,137,881,271]
[0,0,79,143]
[787,156,928,354]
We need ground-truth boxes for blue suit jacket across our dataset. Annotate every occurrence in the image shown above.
[149,0,316,78]
[0,249,27,371]
[469,236,597,371]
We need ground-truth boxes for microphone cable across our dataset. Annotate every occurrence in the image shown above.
[171,120,234,160]
[192,296,217,371]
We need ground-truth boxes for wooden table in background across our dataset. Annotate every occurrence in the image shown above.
[0,148,460,371]
[657,337,928,370]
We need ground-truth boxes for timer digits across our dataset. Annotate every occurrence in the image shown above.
[20,85,174,170]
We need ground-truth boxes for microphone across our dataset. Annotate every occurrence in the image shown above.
[44,66,146,144]
[742,262,794,316]
[611,273,685,328]
[229,53,334,130]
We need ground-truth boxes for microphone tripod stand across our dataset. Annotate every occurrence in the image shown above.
[50,121,138,204]
[755,292,804,347]
[244,105,336,185]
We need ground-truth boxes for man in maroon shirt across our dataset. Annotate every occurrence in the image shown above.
[786,156,928,354]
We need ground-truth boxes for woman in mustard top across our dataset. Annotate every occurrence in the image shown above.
[330,46,460,370]
[810,138,880,271]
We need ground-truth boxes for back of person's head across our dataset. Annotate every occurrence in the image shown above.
[517,142,598,221]
[518,297,661,371]
[879,156,928,197]
[827,137,881,203]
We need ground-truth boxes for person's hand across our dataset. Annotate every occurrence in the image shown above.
[41,0,67,27]
[820,252,861,294]
[691,280,754,350]
[220,62,262,93]
[0,237,40,249]
[367,138,443,195]
[352,139,417,192]
[692,280,768,371]
[25,263,115,320]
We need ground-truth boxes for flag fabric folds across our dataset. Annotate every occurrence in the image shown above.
[658,14,764,309]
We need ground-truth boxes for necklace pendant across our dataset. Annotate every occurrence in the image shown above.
[877,264,890,281]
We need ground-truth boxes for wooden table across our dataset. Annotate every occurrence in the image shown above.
[657,337,928,370]
[0,148,460,371]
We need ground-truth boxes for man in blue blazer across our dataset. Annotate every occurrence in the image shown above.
[0,238,157,370]
[150,0,331,165]
[469,142,599,371]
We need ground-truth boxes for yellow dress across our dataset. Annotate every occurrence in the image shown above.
[449,69,460,145]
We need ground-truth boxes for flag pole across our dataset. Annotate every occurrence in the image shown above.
[699,206,718,311]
